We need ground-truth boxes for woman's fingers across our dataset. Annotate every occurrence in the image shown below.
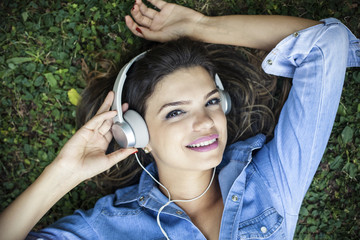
[122,103,129,113]
[84,110,117,132]
[137,1,158,19]
[98,118,113,137]
[125,15,170,42]
[107,148,138,166]
[146,0,167,10]
[103,130,114,143]
[96,91,114,115]
[125,15,144,37]
[132,5,154,28]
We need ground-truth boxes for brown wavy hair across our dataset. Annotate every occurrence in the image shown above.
[76,38,290,194]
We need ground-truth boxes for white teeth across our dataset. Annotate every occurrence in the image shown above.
[188,138,217,148]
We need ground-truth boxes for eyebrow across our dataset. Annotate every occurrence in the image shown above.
[158,89,219,114]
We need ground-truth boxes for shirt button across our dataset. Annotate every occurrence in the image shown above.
[231,195,239,202]
[266,59,273,65]
[261,226,268,233]
[176,210,183,215]
[139,196,145,202]
[356,50,360,57]
[293,32,299,37]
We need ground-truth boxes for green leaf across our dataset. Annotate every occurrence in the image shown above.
[0,69,14,78]
[52,109,61,120]
[45,138,53,146]
[25,62,36,72]
[308,226,317,233]
[304,235,312,240]
[44,73,57,88]
[300,206,309,216]
[21,12,29,22]
[6,57,33,65]
[55,68,69,75]
[341,126,353,144]
[348,163,357,179]
[49,26,60,33]
[353,71,360,83]
[337,103,346,116]
[342,162,358,179]
[68,88,81,106]
[330,156,343,170]
[3,182,14,190]
[8,63,16,69]
[22,12,29,22]
[34,76,44,87]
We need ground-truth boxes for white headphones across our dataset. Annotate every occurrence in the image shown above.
[111,51,231,149]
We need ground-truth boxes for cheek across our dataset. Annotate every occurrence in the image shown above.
[213,109,227,127]
[221,114,228,132]
[214,111,228,141]
[147,120,188,152]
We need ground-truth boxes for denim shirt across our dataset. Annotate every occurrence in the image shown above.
[28,18,360,240]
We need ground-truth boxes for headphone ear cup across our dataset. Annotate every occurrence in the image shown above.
[219,90,231,115]
[123,110,149,148]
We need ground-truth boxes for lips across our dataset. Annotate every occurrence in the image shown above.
[186,134,219,152]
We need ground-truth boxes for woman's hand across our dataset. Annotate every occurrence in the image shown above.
[125,0,205,42]
[50,91,137,183]
[0,91,137,240]
[126,0,319,50]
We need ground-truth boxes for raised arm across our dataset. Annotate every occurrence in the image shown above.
[126,0,319,50]
[0,92,137,240]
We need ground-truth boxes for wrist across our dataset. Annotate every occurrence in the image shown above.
[44,160,83,192]
[189,15,222,43]
[184,13,209,40]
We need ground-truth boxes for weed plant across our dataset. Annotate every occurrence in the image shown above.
[1,0,359,239]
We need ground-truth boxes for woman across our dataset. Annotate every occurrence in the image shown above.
[0,0,359,239]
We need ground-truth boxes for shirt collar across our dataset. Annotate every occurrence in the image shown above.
[114,134,266,206]
[222,134,266,165]
[113,162,161,206]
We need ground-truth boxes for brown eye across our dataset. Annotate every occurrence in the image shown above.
[166,110,185,119]
[206,98,221,107]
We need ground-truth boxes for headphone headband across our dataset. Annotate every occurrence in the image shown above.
[112,51,147,123]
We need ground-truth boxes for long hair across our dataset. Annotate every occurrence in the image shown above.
[76,38,290,194]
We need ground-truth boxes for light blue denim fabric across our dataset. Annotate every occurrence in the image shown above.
[28,18,360,240]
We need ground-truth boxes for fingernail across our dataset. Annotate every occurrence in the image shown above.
[136,27,142,34]
[132,5,135,10]
[132,150,138,154]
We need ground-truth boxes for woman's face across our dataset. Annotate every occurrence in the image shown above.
[144,66,227,174]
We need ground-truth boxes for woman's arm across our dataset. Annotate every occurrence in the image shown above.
[191,15,319,51]
[0,163,80,240]
[254,19,359,221]
[126,0,319,50]
[0,92,137,240]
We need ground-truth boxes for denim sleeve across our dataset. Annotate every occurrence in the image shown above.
[26,209,98,240]
[254,18,360,215]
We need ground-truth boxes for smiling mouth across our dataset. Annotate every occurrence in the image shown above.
[187,138,217,148]
[186,134,219,152]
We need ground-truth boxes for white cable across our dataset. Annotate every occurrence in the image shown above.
[135,153,171,200]
[135,153,216,240]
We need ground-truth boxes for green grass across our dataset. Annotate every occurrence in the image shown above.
[1,0,359,238]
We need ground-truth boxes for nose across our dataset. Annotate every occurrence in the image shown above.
[192,110,214,131]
